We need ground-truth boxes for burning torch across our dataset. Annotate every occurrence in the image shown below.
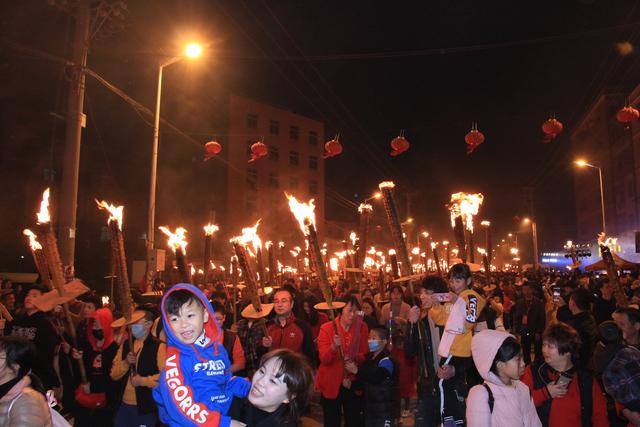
[159,226,190,283]
[286,194,346,359]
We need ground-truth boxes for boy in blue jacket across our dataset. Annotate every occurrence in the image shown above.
[153,283,250,426]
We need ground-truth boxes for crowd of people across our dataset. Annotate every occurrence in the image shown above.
[0,262,640,426]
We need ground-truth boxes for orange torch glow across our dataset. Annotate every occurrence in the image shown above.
[159,226,188,254]
[358,203,373,214]
[286,194,316,236]
[449,192,484,231]
[36,188,51,224]
[203,223,220,236]
[23,229,42,251]
[95,199,124,230]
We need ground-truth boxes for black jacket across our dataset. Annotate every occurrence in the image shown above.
[354,349,399,419]
[118,334,161,414]
[5,311,60,389]
[229,397,295,427]
[513,297,546,335]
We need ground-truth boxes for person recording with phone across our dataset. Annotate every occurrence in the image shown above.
[521,323,608,427]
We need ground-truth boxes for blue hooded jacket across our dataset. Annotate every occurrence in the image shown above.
[153,284,250,426]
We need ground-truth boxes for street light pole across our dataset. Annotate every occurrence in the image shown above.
[146,46,202,283]
[597,166,607,235]
[574,160,607,235]
[531,220,539,270]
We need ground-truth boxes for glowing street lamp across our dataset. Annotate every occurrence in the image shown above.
[574,159,606,234]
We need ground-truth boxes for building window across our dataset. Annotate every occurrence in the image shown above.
[309,180,318,195]
[289,125,299,140]
[309,131,318,146]
[269,172,280,188]
[268,145,279,161]
[247,113,258,129]
[246,168,257,191]
[289,151,299,166]
[270,120,280,135]
[289,177,299,189]
[309,155,318,170]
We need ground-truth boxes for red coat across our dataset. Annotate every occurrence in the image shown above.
[316,315,369,399]
[521,364,608,427]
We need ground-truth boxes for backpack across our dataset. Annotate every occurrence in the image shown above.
[483,383,495,413]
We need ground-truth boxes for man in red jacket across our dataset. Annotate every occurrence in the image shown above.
[316,295,369,427]
[262,288,316,366]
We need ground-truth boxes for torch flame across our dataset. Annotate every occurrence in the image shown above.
[265,241,273,249]
[388,249,396,255]
[230,220,262,254]
[368,246,376,255]
[95,199,124,230]
[36,188,51,224]
[411,247,420,255]
[442,240,449,245]
[477,247,486,255]
[358,203,373,213]
[286,193,316,236]
[278,241,285,248]
[449,192,484,231]
[597,233,618,249]
[378,181,395,189]
[329,257,339,272]
[159,226,188,254]
[23,229,42,251]
[431,242,437,249]
[204,223,220,236]
[481,220,491,227]
[190,265,196,276]
[349,232,357,247]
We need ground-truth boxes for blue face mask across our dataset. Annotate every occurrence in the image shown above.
[368,339,383,352]
[131,324,146,339]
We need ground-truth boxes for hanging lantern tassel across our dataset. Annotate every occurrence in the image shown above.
[617,105,639,129]
[248,140,268,163]
[323,134,343,159]
[390,130,410,156]
[465,122,485,154]
[203,141,222,161]
[541,116,563,144]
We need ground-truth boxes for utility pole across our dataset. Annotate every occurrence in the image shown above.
[58,0,90,271]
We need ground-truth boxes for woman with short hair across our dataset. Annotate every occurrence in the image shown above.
[520,323,608,427]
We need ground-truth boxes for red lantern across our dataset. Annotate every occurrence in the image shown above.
[541,117,563,143]
[323,137,343,158]
[390,134,410,156]
[203,140,222,161]
[248,141,268,163]
[465,123,484,154]
[617,106,639,126]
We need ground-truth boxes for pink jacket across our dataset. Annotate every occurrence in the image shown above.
[466,330,541,427]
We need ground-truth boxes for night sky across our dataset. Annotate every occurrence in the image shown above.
[2,1,640,283]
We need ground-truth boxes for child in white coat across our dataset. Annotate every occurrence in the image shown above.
[466,330,541,427]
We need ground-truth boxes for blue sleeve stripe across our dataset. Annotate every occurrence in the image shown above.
[379,357,394,375]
